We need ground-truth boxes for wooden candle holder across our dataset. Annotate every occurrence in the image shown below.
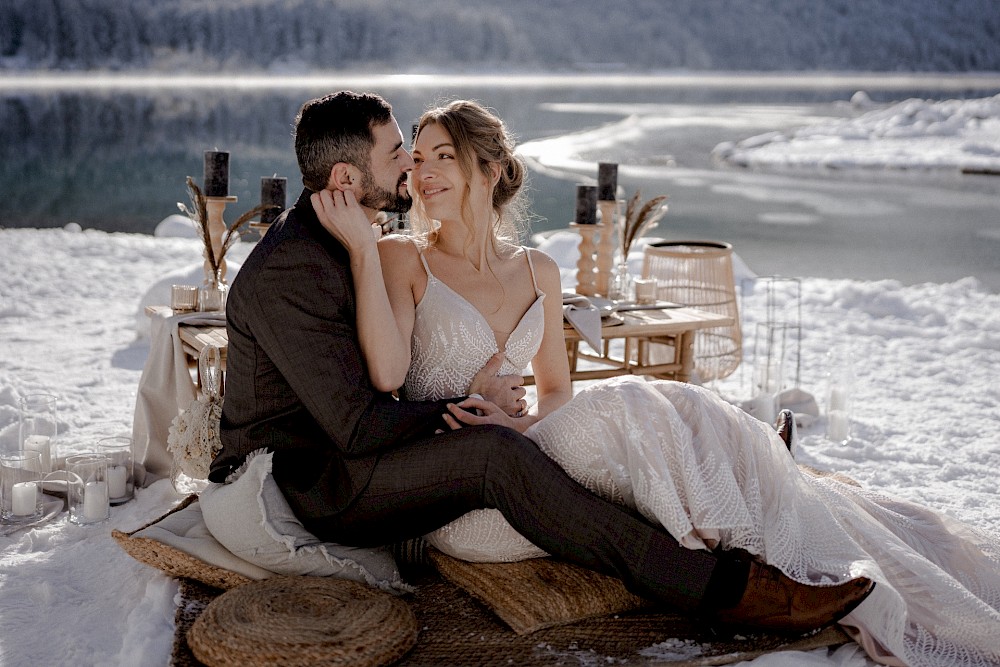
[596,200,618,297]
[571,222,598,296]
[204,195,238,284]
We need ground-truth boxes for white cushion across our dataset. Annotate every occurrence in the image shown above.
[199,450,411,594]
[132,499,274,581]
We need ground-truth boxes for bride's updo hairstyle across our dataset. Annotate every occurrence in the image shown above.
[410,100,530,251]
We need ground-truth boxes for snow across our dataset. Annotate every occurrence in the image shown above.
[521,94,1000,177]
[2,96,1000,666]
[712,94,1000,172]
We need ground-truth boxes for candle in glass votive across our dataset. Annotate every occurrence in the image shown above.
[575,185,598,224]
[829,386,849,411]
[203,150,230,197]
[260,176,287,225]
[828,410,850,443]
[107,465,127,499]
[23,435,51,472]
[597,163,618,201]
[12,481,37,516]
[83,481,108,521]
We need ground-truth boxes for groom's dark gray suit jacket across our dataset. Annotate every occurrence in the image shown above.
[210,188,458,521]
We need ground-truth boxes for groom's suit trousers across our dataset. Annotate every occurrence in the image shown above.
[300,423,720,613]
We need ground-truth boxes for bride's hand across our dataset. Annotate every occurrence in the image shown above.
[468,352,527,417]
[441,397,532,434]
[310,189,381,253]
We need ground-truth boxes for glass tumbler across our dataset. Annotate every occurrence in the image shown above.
[1,450,43,523]
[18,393,58,471]
[66,454,110,525]
[97,437,134,504]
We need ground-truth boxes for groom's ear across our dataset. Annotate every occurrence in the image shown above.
[327,162,359,191]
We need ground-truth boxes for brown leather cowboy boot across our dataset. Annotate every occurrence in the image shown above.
[775,408,796,455]
[714,559,874,634]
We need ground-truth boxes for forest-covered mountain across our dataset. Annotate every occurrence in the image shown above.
[1,0,999,73]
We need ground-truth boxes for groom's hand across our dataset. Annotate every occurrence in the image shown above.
[442,397,523,433]
[468,352,527,417]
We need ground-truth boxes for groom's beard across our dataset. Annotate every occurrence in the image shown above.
[359,171,412,214]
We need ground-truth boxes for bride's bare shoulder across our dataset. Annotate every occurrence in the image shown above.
[524,246,561,277]
[377,234,421,261]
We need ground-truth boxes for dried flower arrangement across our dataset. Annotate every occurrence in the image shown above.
[177,176,276,280]
[620,191,670,259]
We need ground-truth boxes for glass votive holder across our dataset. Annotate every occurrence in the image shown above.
[633,277,658,305]
[18,393,58,472]
[1,450,44,523]
[171,284,199,312]
[749,359,783,426]
[66,453,109,525]
[197,282,228,312]
[97,436,134,505]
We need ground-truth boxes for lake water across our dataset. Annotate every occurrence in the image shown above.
[2,73,999,291]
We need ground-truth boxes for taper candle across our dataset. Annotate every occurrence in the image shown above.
[597,163,618,201]
[575,185,598,225]
[203,150,230,197]
[260,176,287,225]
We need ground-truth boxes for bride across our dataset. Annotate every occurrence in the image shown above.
[312,99,1000,667]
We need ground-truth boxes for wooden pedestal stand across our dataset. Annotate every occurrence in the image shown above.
[204,195,237,283]
[571,222,598,296]
[595,200,618,297]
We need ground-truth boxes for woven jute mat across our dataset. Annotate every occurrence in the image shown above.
[172,569,850,667]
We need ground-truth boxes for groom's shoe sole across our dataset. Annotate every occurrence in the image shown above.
[713,560,875,635]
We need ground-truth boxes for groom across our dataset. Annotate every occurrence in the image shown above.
[210,90,871,632]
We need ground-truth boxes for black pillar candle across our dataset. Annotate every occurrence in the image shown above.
[203,150,230,197]
[598,163,618,201]
[575,185,598,224]
[260,176,287,225]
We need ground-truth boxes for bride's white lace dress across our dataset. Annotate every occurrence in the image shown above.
[404,249,1000,667]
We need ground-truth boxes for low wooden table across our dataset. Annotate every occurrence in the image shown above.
[146,304,732,388]
[145,306,227,390]
[533,305,733,385]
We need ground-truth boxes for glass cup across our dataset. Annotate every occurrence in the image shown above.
[97,437,134,505]
[750,359,783,425]
[171,284,199,312]
[634,277,658,305]
[825,345,856,444]
[1,450,44,523]
[198,281,228,312]
[66,453,109,525]
[18,394,58,471]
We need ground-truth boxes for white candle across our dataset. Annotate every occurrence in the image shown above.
[829,386,850,411]
[23,435,51,472]
[83,481,108,521]
[12,481,37,516]
[827,409,850,443]
[108,465,128,499]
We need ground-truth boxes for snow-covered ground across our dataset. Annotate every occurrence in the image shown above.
[1,94,999,666]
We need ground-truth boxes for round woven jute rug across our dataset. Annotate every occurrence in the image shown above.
[187,576,417,667]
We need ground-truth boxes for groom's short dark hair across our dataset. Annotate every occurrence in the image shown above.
[294,91,393,192]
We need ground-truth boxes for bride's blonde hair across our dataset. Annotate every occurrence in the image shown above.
[408,100,530,254]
